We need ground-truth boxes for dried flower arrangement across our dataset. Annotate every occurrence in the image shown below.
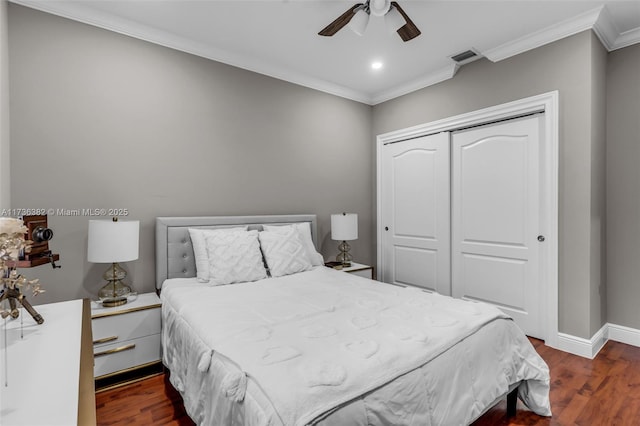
[0,217,45,323]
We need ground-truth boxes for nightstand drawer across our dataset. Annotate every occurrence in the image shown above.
[92,307,161,346]
[347,268,374,279]
[341,262,375,280]
[94,333,161,378]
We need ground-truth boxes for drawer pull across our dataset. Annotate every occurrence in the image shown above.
[94,343,136,357]
[93,336,118,345]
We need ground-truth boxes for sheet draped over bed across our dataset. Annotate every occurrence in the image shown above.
[161,267,551,426]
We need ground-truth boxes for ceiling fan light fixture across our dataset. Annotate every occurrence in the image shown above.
[384,4,405,33]
[348,8,370,36]
[319,0,419,42]
[369,0,391,17]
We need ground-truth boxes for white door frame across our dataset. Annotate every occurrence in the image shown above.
[376,91,559,347]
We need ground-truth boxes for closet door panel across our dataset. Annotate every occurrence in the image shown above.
[381,132,450,294]
[451,115,542,338]
[394,246,437,289]
[457,137,527,244]
[393,151,437,238]
[459,253,526,309]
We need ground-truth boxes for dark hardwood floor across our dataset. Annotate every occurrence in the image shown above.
[96,373,193,426]
[473,339,640,425]
[96,339,640,425]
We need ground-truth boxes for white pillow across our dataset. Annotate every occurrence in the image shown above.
[262,222,324,266]
[188,226,248,282]
[258,228,312,277]
[204,230,267,285]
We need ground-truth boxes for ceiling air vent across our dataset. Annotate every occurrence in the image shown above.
[450,49,481,65]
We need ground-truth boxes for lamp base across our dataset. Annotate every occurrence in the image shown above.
[336,240,353,267]
[98,279,131,307]
[99,295,128,308]
[98,263,132,307]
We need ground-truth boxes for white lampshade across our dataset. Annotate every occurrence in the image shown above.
[369,0,391,17]
[348,8,370,36]
[87,219,139,263]
[331,213,358,241]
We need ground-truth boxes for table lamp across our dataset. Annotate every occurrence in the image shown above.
[87,217,139,307]
[331,213,358,267]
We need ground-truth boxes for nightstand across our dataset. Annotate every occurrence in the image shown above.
[91,292,162,388]
[328,262,375,279]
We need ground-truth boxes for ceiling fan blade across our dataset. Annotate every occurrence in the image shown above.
[318,4,362,37]
[391,2,421,42]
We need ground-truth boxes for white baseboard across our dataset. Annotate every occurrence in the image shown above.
[553,323,640,359]
[607,323,640,348]
[556,324,608,359]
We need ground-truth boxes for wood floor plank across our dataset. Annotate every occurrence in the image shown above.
[96,340,640,425]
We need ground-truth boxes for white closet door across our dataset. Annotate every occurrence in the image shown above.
[380,132,450,294]
[451,115,542,338]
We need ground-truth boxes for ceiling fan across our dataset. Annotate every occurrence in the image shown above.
[318,0,421,42]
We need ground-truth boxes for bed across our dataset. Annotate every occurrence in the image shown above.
[156,214,551,426]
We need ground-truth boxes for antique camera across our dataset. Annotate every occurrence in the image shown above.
[21,215,60,268]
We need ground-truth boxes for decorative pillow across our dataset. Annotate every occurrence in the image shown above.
[204,230,267,285]
[262,222,324,266]
[188,226,248,282]
[258,228,312,277]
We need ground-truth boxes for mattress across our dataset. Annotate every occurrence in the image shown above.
[161,267,551,426]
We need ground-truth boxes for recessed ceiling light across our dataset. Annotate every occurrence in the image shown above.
[371,61,383,70]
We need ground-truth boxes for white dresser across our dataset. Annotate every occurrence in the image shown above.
[0,299,96,425]
[91,292,162,380]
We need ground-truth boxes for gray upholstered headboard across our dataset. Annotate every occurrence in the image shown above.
[155,214,319,290]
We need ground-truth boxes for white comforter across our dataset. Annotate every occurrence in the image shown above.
[161,267,551,426]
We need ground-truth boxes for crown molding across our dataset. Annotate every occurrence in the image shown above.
[9,0,372,105]
[10,0,640,106]
[10,0,461,106]
[612,27,640,51]
[484,4,640,62]
[370,63,459,105]
[592,5,640,51]
[483,6,603,62]
[592,5,619,50]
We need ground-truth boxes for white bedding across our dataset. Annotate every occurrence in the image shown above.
[161,267,551,426]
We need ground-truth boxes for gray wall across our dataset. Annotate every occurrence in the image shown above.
[7,4,640,339]
[372,31,606,339]
[8,4,373,304]
[606,43,640,330]
[0,0,9,209]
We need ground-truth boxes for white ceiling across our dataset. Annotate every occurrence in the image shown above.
[11,0,640,104]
